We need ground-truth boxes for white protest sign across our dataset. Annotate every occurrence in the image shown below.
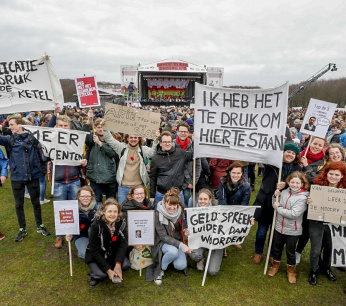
[104,102,161,139]
[0,55,64,114]
[127,210,155,246]
[186,205,258,250]
[300,98,337,137]
[54,200,79,235]
[23,126,88,166]
[194,83,289,168]
[329,224,346,267]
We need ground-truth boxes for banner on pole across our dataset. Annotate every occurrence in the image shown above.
[329,224,346,267]
[24,126,88,166]
[127,210,155,246]
[104,102,161,139]
[186,205,258,250]
[194,83,289,168]
[0,55,64,114]
[300,98,337,137]
[54,200,79,235]
[75,76,100,108]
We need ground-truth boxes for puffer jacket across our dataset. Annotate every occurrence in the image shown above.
[273,188,309,236]
[219,178,251,206]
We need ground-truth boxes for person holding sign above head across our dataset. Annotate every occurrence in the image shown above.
[85,198,127,286]
[146,188,192,285]
[307,161,346,286]
[0,116,50,242]
[267,172,309,284]
[99,119,160,205]
[253,143,302,264]
[65,186,97,259]
[186,189,224,274]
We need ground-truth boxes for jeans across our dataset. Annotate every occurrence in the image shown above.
[75,237,89,259]
[182,188,192,207]
[117,186,131,205]
[54,179,81,237]
[39,175,46,201]
[11,179,42,229]
[272,230,298,266]
[309,220,332,272]
[189,247,223,275]
[161,243,187,271]
[90,181,116,204]
[296,211,309,254]
[154,190,185,209]
[255,222,272,255]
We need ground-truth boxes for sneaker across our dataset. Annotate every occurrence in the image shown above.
[40,198,50,205]
[24,193,30,199]
[0,232,5,240]
[295,252,301,265]
[196,258,205,271]
[154,270,164,285]
[37,225,50,236]
[15,229,27,242]
[88,277,99,286]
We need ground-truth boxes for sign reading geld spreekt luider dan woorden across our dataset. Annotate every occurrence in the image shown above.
[186,205,258,250]
[194,83,289,168]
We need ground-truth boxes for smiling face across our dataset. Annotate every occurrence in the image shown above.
[128,135,139,147]
[160,135,173,151]
[327,170,343,187]
[78,190,92,207]
[197,192,212,207]
[177,126,189,142]
[283,150,297,163]
[165,201,178,214]
[104,204,118,224]
[230,167,243,184]
[132,187,146,203]
[310,138,325,154]
[328,148,343,162]
[288,177,302,192]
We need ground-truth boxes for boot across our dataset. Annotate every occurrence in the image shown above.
[287,265,297,284]
[267,260,280,277]
[54,237,63,249]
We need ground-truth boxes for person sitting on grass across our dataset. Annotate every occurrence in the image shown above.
[65,186,97,259]
[146,188,192,285]
[85,198,127,286]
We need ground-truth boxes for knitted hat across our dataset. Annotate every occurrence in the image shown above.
[284,143,300,155]
[185,118,194,125]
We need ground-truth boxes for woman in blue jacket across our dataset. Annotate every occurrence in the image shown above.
[0,116,50,242]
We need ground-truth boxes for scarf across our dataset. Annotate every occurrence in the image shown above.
[281,163,293,182]
[78,199,96,215]
[225,180,245,197]
[327,130,341,145]
[156,201,181,229]
[176,137,190,151]
[301,148,324,165]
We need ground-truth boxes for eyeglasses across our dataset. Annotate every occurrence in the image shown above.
[162,141,172,144]
[80,195,92,198]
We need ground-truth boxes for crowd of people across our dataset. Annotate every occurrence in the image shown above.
[0,105,345,290]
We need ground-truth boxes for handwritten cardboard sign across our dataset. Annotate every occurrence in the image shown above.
[104,103,161,139]
[127,210,155,246]
[308,185,346,225]
[54,200,79,235]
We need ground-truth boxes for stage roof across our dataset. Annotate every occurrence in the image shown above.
[138,59,207,74]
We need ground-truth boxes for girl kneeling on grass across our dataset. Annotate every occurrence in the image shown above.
[85,198,127,286]
[267,171,309,284]
[146,188,192,285]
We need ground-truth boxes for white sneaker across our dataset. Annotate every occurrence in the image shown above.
[154,270,164,285]
[24,193,30,199]
[295,252,301,265]
[40,198,50,205]
[196,258,205,271]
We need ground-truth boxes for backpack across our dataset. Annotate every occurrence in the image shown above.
[70,120,82,130]
[120,146,144,161]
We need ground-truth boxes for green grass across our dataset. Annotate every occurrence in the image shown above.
[1,172,346,305]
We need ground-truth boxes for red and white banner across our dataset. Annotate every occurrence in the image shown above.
[75,75,100,108]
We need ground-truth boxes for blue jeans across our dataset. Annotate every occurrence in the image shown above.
[54,179,81,237]
[161,243,187,271]
[90,181,116,204]
[117,186,131,205]
[75,237,89,259]
[182,188,192,207]
[255,222,271,255]
[154,190,184,209]
[39,175,46,201]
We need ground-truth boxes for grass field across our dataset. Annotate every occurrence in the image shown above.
[1,173,346,306]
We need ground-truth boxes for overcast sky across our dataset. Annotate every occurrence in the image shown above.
[2,0,345,88]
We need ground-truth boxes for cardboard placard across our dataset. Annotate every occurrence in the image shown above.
[104,103,161,139]
[127,210,155,246]
[308,185,346,225]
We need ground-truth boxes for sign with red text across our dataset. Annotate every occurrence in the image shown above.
[75,75,100,108]
[54,200,79,235]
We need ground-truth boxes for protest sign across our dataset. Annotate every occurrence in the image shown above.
[300,98,337,137]
[0,55,64,114]
[308,185,346,224]
[54,200,79,235]
[75,76,100,108]
[329,224,346,267]
[127,211,155,246]
[104,103,161,139]
[194,83,289,168]
[186,205,258,250]
[24,126,88,166]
